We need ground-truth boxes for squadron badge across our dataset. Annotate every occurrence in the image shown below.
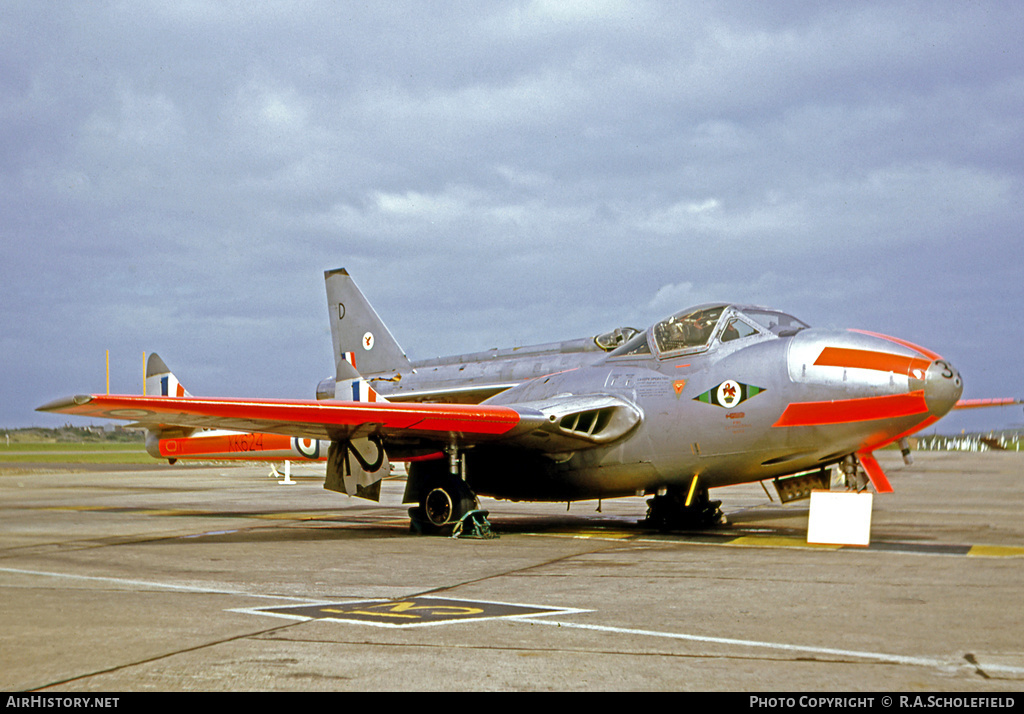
[694,380,765,408]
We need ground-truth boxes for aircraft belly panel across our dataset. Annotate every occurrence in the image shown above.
[468,444,663,502]
[552,461,662,500]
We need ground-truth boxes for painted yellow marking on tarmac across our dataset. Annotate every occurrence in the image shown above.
[534,530,849,550]
[326,601,487,619]
[525,530,636,541]
[247,596,577,628]
[570,530,635,540]
[40,505,344,520]
[323,607,418,619]
[532,529,1024,558]
[968,545,1024,558]
[727,535,842,550]
[250,512,341,520]
[41,506,113,512]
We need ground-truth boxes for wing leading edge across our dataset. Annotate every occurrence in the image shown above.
[37,394,535,449]
[38,390,644,457]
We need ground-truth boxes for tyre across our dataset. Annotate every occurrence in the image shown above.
[411,473,478,535]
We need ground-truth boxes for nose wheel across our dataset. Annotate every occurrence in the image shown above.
[643,484,726,531]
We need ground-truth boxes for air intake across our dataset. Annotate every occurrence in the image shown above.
[559,409,614,438]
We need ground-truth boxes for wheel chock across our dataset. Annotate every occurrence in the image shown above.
[451,510,498,539]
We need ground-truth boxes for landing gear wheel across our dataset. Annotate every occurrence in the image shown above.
[409,473,478,535]
[643,486,726,531]
[425,486,458,527]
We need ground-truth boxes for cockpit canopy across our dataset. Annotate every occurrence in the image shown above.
[653,305,727,353]
[610,303,809,359]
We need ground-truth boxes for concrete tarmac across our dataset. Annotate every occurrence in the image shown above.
[1,451,1022,692]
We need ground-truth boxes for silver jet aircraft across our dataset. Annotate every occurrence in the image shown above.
[40,269,971,534]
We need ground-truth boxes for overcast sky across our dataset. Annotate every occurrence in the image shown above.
[3,1,1022,434]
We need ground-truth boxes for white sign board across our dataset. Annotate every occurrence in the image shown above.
[807,491,874,546]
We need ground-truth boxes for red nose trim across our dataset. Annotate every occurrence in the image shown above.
[773,391,929,427]
[814,347,932,377]
[849,329,942,361]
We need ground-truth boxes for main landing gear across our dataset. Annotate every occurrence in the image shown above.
[406,452,496,538]
[643,479,727,531]
[412,471,477,532]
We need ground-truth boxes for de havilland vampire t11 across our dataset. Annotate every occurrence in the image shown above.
[39,268,976,534]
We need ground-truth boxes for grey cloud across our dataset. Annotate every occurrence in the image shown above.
[2,2,1021,433]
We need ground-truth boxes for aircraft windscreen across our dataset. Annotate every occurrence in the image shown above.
[740,308,809,336]
[652,305,726,355]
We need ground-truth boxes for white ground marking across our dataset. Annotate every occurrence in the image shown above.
[519,618,1024,676]
[4,566,1020,677]
[0,566,319,602]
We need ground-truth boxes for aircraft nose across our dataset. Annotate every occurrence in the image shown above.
[924,358,963,418]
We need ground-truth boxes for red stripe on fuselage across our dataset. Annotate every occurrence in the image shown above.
[773,391,929,427]
[814,347,932,377]
[862,415,942,453]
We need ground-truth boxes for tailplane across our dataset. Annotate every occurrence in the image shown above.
[324,268,412,381]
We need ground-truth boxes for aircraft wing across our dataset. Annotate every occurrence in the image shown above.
[38,393,535,442]
[37,392,641,456]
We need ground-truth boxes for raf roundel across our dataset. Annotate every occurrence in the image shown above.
[293,437,320,459]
